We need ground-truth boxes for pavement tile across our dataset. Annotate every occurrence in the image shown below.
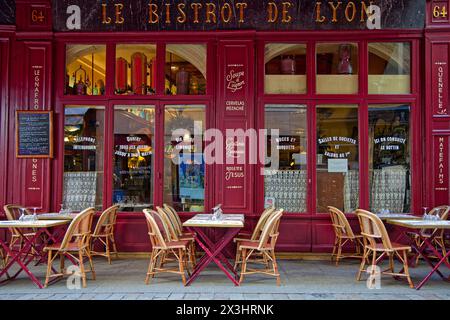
[168,293,185,300]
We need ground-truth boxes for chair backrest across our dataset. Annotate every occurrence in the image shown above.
[328,206,356,238]
[92,204,120,236]
[355,209,393,250]
[257,209,283,250]
[59,207,95,251]
[422,205,450,237]
[143,209,167,250]
[163,204,183,231]
[145,208,173,242]
[3,205,32,236]
[156,206,179,241]
[251,206,276,240]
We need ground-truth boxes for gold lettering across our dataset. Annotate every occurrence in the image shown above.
[236,3,248,23]
[177,3,187,23]
[345,2,356,22]
[114,3,124,24]
[315,2,326,23]
[191,3,202,24]
[282,2,293,23]
[165,4,171,24]
[328,1,342,23]
[205,3,217,23]
[221,3,232,23]
[101,3,111,24]
[360,1,374,22]
[267,2,278,23]
[148,3,159,24]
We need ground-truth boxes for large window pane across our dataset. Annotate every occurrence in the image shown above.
[115,44,156,95]
[65,45,106,96]
[165,44,206,95]
[369,104,411,213]
[265,44,307,94]
[316,43,358,94]
[164,105,206,212]
[369,43,411,94]
[264,105,307,213]
[63,106,104,211]
[317,105,359,213]
[113,106,155,212]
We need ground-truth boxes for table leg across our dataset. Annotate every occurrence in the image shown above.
[186,227,240,286]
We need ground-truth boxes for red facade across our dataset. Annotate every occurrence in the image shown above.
[0,0,449,253]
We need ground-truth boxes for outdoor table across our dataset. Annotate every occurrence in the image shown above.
[37,213,76,220]
[183,214,244,286]
[376,213,421,221]
[0,219,70,289]
[386,219,450,290]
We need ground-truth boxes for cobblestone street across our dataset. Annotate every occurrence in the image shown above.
[0,258,449,300]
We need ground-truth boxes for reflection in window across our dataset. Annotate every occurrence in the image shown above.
[369,105,411,213]
[164,105,206,212]
[369,42,411,94]
[63,106,104,211]
[265,44,307,94]
[115,45,156,95]
[113,106,155,212]
[165,44,206,95]
[264,105,307,213]
[316,43,358,94]
[65,45,106,96]
[317,106,359,213]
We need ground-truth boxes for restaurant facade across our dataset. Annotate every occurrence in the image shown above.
[0,0,449,253]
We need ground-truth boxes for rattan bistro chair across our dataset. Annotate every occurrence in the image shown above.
[238,209,284,286]
[234,206,276,268]
[44,207,96,288]
[328,206,364,266]
[143,209,190,285]
[90,205,120,264]
[355,209,414,288]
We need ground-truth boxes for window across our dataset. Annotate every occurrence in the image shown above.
[165,44,206,95]
[115,44,156,95]
[113,106,155,212]
[264,105,308,213]
[369,42,411,94]
[264,44,307,94]
[316,105,359,213]
[369,104,411,213]
[63,106,104,211]
[316,43,359,94]
[164,105,206,211]
[65,45,106,96]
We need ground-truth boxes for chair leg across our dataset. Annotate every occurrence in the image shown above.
[331,236,338,262]
[402,250,414,289]
[357,247,369,281]
[389,253,395,273]
[239,249,248,284]
[234,246,241,269]
[110,235,119,259]
[145,250,157,285]
[44,250,53,288]
[178,249,186,285]
[270,250,280,286]
[78,251,87,288]
[336,238,342,266]
[86,249,96,280]
[105,236,111,265]
[59,253,65,274]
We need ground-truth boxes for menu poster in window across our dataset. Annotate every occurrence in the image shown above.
[179,153,205,201]
[16,111,54,158]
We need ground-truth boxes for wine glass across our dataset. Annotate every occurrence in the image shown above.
[422,207,429,220]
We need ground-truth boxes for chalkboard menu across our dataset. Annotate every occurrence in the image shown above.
[16,111,54,158]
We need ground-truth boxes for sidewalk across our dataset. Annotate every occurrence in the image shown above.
[0,258,449,300]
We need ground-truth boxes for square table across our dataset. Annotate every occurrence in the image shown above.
[386,219,450,290]
[37,213,76,221]
[0,220,71,289]
[376,213,421,221]
[183,214,244,286]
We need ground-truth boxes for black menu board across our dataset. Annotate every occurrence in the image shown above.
[16,111,53,158]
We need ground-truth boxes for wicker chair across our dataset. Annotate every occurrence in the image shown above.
[328,206,364,266]
[157,206,196,267]
[238,209,284,286]
[355,209,413,288]
[90,205,120,264]
[234,206,276,268]
[3,205,37,261]
[143,209,190,285]
[44,207,96,288]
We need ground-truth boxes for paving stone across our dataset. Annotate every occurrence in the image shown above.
[184,293,201,300]
[198,294,215,300]
[168,293,185,300]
